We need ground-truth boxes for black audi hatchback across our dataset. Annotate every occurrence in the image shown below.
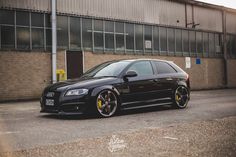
[40,59,190,117]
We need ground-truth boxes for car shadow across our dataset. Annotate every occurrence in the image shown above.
[117,105,178,117]
[39,104,179,120]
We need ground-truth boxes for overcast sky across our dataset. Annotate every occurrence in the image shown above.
[197,0,236,9]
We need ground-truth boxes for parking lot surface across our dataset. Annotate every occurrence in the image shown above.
[0,89,236,156]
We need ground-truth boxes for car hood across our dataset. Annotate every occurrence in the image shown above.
[46,77,119,92]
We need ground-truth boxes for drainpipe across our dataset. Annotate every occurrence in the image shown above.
[222,9,228,88]
[51,0,57,84]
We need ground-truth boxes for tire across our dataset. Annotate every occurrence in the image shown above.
[173,86,190,109]
[95,89,119,118]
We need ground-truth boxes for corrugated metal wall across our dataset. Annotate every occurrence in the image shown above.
[194,6,222,32]
[226,12,236,34]
[56,0,186,27]
[0,0,51,12]
[1,0,234,33]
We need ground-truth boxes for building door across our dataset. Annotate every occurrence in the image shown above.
[66,51,83,79]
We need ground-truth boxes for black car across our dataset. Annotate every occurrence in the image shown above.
[40,59,190,117]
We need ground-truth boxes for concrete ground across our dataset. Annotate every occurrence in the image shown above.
[0,89,236,157]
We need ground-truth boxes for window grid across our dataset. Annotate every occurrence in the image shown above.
[0,9,229,58]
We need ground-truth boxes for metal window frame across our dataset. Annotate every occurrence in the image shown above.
[80,18,83,51]
[124,23,126,54]
[29,12,32,50]
[151,25,154,55]
[0,25,1,49]
[103,20,105,53]
[14,10,17,49]
[174,28,176,56]
[134,24,136,54]
[158,26,161,55]
[0,9,226,58]
[167,27,169,56]
[143,24,145,55]
[114,21,116,54]
[44,13,46,51]
[181,29,183,56]
[68,16,70,50]
[92,19,94,52]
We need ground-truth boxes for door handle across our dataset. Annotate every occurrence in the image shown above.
[166,78,173,81]
[153,79,159,82]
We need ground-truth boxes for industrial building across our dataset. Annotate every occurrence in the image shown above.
[0,0,236,101]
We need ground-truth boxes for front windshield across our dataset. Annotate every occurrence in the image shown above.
[82,61,130,78]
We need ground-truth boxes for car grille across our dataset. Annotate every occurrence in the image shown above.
[42,91,61,111]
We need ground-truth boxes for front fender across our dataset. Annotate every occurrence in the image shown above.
[177,80,188,88]
[91,85,120,97]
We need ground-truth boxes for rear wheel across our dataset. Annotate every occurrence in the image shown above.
[173,86,189,109]
[96,90,118,118]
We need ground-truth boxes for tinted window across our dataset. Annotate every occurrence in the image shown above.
[135,24,143,50]
[189,31,196,53]
[16,27,30,49]
[0,10,14,25]
[155,61,176,74]
[115,22,124,51]
[31,13,44,27]
[128,61,153,76]
[182,30,189,52]
[153,26,159,51]
[82,61,130,78]
[82,18,92,49]
[168,28,175,52]
[70,17,81,49]
[144,25,152,52]
[57,16,68,48]
[16,11,29,26]
[105,21,114,49]
[209,33,215,56]
[176,29,182,52]
[125,23,134,50]
[1,26,15,48]
[196,32,203,53]
[94,20,104,49]
[46,29,52,49]
[203,32,209,54]
[160,27,167,51]
[45,14,51,27]
[32,28,44,49]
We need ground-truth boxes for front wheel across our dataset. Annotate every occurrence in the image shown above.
[173,86,190,109]
[96,90,118,118]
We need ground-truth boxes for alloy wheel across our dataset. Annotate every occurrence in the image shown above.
[174,86,189,108]
[96,90,118,117]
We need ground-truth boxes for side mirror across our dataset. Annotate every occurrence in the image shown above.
[124,70,138,78]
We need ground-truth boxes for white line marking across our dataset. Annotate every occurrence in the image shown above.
[0,131,20,135]
[163,136,178,140]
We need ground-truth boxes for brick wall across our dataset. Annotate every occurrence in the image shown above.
[0,50,235,101]
[227,59,236,87]
[84,52,226,90]
[0,51,66,101]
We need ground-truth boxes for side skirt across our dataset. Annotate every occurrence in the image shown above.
[120,97,173,110]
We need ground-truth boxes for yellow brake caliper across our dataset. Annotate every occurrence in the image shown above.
[97,99,102,109]
[176,94,180,101]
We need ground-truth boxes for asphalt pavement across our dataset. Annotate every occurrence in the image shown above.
[0,89,236,157]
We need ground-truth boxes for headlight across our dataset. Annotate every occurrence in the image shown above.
[65,89,88,96]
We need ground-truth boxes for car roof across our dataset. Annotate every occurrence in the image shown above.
[111,58,172,63]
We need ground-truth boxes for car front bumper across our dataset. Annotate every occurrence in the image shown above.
[40,91,91,115]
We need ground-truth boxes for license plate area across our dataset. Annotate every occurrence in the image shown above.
[46,99,54,106]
